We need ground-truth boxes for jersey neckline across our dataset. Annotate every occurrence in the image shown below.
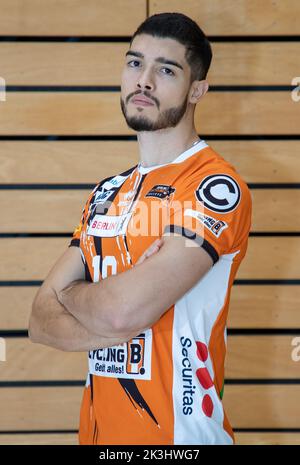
[137,139,208,174]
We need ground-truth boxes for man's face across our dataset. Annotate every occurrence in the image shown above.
[120,34,193,132]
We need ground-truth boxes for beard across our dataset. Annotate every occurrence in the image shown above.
[120,93,189,132]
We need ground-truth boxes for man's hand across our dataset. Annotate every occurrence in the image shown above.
[136,238,164,265]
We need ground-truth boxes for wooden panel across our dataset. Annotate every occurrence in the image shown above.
[0,336,298,381]
[0,387,82,430]
[0,0,146,36]
[223,385,300,428]
[0,141,299,184]
[1,190,91,233]
[210,43,300,85]
[235,432,300,445]
[1,42,299,86]
[0,431,300,445]
[238,237,300,280]
[0,141,139,184]
[0,287,39,330]
[225,336,299,379]
[228,285,300,329]
[0,238,69,280]
[251,190,300,232]
[0,92,298,135]
[210,141,300,184]
[0,433,78,445]
[150,0,300,35]
[0,237,299,280]
[0,338,86,381]
[0,385,299,430]
[0,189,299,232]
[2,285,300,330]
[0,43,127,86]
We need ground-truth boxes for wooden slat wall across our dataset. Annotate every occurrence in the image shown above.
[0,92,299,135]
[1,141,300,183]
[0,385,300,430]
[0,237,299,280]
[1,189,300,232]
[0,0,299,446]
[150,0,300,35]
[0,335,298,382]
[2,285,300,330]
[0,0,146,36]
[0,42,299,85]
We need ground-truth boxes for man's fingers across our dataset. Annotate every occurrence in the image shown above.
[136,238,164,265]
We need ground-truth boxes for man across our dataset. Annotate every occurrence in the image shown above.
[29,12,252,445]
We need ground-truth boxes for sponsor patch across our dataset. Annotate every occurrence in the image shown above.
[93,189,115,204]
[184,209,228,237]
[87,212,132,237]
[195,174,241,213]
[102,175,128,190]
[145,184,175,199]
[89,330,152,380]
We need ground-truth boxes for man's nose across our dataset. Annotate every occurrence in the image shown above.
[136,69,155,92]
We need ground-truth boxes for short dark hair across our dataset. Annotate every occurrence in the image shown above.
[130,12,212,83]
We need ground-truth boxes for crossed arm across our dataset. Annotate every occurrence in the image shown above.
[29,234,213,352]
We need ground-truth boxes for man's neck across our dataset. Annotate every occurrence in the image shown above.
[137,128,200,168]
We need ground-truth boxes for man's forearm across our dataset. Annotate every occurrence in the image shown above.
[29,292,139,352]
[58,278,133,337]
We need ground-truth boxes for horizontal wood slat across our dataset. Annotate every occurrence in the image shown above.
[2,285,299,330]
[237,237,300,279]
[0,141,299,184]
[0,237,299,280]
[0,338,87,381]
[0,189,299,232]
[0,92,299,135]
[225,336,300,378]
[0,336,298,381]
[0,0,146,36]
[0,433,78,445]
[0,387,82,430]
[223,385,300,428]
[234,432,300,445]
[1,42,299,86]
[0,431,300,445]
[0,385,300,430]
[2,0,299,36]
[228,285,300,329]
[150,0,300,35]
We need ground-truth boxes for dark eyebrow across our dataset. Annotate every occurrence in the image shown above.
[125,50,184,71]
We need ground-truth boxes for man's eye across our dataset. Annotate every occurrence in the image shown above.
[128,60,140,67]
[162,68,174,76]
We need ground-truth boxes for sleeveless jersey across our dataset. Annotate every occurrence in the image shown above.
[69,139,252,445]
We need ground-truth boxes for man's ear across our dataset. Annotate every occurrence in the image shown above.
[189,80,209,104]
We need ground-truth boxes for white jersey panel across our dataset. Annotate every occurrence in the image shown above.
[172,251,240,444]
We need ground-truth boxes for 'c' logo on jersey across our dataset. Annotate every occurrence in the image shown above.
[195,174,241,214]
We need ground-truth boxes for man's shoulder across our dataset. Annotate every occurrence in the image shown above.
[185,144,249,192]
[93,164,138,192]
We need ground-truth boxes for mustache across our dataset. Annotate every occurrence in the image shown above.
[127,91,159,108]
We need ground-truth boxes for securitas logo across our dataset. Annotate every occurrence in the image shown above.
[180,337,215,418]
[88,330,152,380]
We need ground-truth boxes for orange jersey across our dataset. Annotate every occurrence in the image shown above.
[69,139,252,445]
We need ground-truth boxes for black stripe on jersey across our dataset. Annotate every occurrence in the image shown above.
[120,172,148,266]
[69,238,80,247]
[68,165,138,247]
[132,173,148,202]
[93,165,139,275]
[118,378,159,427]
[164,224,219,264]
